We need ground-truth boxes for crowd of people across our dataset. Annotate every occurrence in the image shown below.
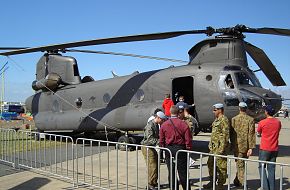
[140,94,282,190]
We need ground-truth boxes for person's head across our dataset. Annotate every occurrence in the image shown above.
[178,96,184,102]
[238,102,247,112]
[212,103,224,118]
[178,108,185,119]
[264,105,275,117]
[155,111,167,124]
[170,105,179,116]
[184,107,190,115]
[165,93,171,99]
[153,108,162,115]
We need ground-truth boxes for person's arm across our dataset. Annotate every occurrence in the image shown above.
[248,118,256,157]
[217,118,230,155]
[144,123,158,146]
[184,123,193,150]
[230,118,235,146]
[159,125,165,147]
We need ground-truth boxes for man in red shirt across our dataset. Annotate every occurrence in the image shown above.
[257,105,281,190]
[162,94,174,117]
[160,105,192,190]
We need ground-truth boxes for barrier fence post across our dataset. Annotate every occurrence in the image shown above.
[213,156,216,190]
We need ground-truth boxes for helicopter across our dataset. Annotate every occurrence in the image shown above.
[0,24,289,144]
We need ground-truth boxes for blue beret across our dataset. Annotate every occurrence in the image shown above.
[156,111,167,119]
[239,102,247,108]
[213,103,224,109]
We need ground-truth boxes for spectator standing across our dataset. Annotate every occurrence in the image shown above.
[230,102,256,188]
[257,105,281,190]
[162,94,174,117]
[160,105,192,190]
[284,109,289,119]
[203,103,230,190]
[141,111,167,190]
[176,96,188,110]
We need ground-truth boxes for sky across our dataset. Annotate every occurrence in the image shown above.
[0,0,290,105]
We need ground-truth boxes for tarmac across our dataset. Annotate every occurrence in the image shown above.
[0,117,289,190]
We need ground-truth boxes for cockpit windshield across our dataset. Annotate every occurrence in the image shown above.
[234,72,261,87]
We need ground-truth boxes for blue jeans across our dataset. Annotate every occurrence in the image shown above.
[258,150,278,190]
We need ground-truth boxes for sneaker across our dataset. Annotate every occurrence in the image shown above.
[189,158,195,168]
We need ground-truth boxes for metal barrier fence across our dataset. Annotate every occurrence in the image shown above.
[0,128,75,186]
[0,128,17,167]
[176,150,290,190]
[1,128,290,190]
[75,137,172,190]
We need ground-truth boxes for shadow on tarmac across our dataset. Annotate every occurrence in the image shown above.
[8,177,50,190]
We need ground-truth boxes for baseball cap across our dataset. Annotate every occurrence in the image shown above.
[156,111,167,120]
[213,103,224,109]
[239,102,247,108]
[265,105,275,115]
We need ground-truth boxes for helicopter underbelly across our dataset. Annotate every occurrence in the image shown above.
[34,103,161,132]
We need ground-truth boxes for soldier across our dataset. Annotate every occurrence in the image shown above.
[184,106,199,135]
[141,111,167,190]
[230,102,256,188]
[203,103,230,190]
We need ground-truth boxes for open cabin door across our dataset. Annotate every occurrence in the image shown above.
[172,76,194,105]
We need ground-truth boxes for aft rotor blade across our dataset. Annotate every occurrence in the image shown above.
[244,27,290,37]
[245,41,286,86]
[0,29,209,56]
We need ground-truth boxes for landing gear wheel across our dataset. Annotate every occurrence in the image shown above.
[117,135,130,151]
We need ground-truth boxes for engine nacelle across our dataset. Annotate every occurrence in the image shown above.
[32,73,61,91]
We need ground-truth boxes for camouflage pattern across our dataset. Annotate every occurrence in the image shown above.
[207,115,230,185]
[207,156,227,186]
[234,152,248,185]
[208,115,230,155]
[231,112,256,185]
[231,112,256,153]
[184,114,198,132]
[141,120,159,146]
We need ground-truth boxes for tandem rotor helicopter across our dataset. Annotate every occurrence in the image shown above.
[0,24,289,143]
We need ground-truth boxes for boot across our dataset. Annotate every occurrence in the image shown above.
[216,183,224,190]
[203,180,214,189]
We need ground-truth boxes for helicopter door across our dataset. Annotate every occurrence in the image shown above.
[172,76,194,105]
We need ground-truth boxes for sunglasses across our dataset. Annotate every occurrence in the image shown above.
[213,109,218,111]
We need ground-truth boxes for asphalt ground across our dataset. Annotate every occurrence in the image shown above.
[0,117,289,190]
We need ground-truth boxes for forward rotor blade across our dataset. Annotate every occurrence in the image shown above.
[245,27,290,37]
[0,47,29,50]
[0,29,209,56]
[245,41,286,86]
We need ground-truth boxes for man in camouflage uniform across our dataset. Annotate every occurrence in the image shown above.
[230,102,256,188]
[184,106,199,135]
[141,111,167,190]
[204,103,230,190]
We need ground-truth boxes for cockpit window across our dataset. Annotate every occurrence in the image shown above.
[235,72,257,86]
[225,74,235,89]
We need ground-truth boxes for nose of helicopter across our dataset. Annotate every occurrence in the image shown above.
[240,87,282,121]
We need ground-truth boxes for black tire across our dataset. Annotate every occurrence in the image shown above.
[117,135,130,151]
